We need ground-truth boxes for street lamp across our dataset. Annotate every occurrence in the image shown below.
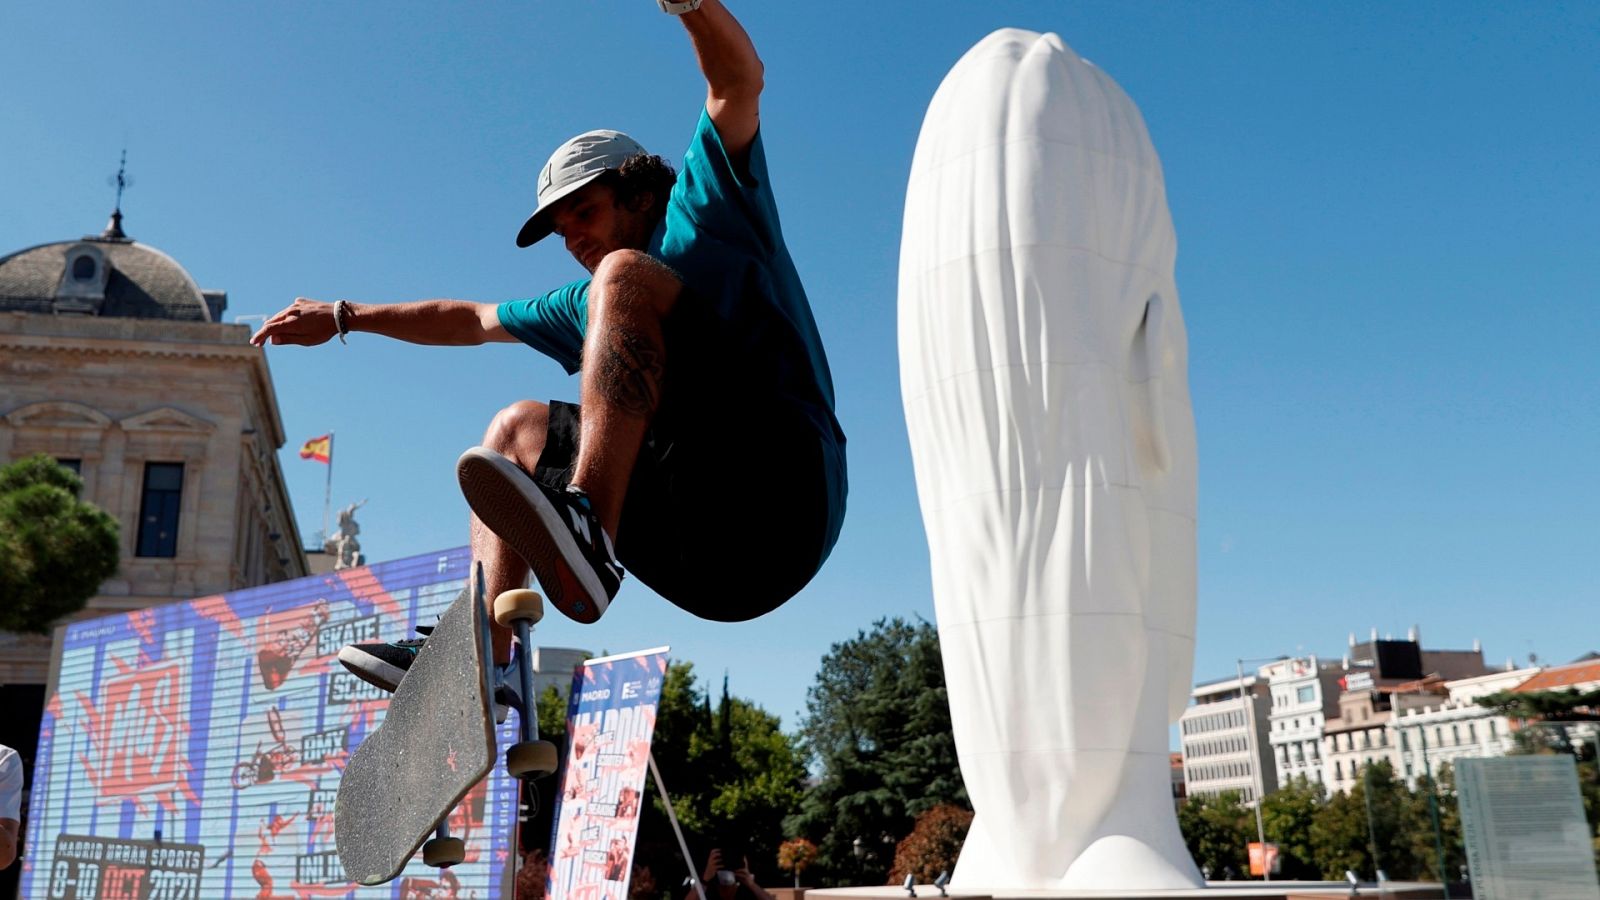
[1411,723,1451,899]
[1236,657,1281,882]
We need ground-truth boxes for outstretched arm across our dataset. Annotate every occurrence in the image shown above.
[675,0,763,161]
[250,298,515,347]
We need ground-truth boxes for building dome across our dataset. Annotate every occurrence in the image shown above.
[0,215,224,322]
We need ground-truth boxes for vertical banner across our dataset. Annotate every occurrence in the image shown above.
[547,648,669,900]
[23,547,519,899]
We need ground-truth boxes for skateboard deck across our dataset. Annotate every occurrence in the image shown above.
[335,579,496,885]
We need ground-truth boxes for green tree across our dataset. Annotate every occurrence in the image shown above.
[0,454,119,633]
[632,662,808,893]
[785,618,966,886]
[1177,792,1251,878]
[1479,687,1600,755]
[1309,779,1370,880]
[1402,767,1465,884]
[1260,776,1325,879]
[1310,760,1413,880]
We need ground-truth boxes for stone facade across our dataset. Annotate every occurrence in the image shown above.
[1321,686,1404,795]
[1388,667,1536,786]
[0,224,307,686]
[1264,655,1343,790]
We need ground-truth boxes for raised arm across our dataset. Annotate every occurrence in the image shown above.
[250,297,515,347]
[675,0,763,161]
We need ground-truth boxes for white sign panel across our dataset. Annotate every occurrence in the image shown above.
[1457,756,1600,900]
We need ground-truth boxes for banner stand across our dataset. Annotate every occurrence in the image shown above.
[650,753,708,900]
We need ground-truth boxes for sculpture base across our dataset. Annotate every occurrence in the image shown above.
[806,881,1451,899]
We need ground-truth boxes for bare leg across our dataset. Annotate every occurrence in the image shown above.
[476,400,550,664]
[569,249,681,539]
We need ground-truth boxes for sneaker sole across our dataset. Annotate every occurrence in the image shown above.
[457,447,609,624]
[337,646,405,693]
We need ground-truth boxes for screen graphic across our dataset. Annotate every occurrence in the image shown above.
[22,547,519,899]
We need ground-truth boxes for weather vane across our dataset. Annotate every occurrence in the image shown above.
[107,149,134,211]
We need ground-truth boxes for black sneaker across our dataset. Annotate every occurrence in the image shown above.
[337,637,425,692]
[340,627,525,724]
[456,446,623,624]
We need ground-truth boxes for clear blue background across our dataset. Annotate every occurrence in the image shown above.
[4,1,1596,734]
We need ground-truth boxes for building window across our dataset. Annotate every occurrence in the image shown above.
[56,457,82,475]
[1452,724,1461,745]
[136,462,184,558]
[1298,685,1315,703]
[1489,720,1498,739]
[1401,732,1410,752]
[1469,722,1477,742]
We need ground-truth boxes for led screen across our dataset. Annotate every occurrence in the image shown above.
[21,546,518,899]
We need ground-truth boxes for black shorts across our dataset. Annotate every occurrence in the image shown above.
[529,305,833,621]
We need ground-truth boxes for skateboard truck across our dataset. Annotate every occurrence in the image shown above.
[493,586,560,779]
[422,818,465,868]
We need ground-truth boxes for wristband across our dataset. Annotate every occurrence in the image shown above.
[334,300,350,345]
[657,0,702,15]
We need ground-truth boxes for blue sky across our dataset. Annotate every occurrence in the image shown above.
[4,2,1596,733]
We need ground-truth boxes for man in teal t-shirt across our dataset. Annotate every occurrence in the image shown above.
[252,0,845,686]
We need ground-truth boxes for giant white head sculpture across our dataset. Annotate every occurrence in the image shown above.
[899,29,1202,889]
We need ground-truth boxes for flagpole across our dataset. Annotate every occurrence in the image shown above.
[321,431,334,547]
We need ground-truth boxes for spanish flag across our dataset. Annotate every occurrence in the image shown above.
[299,434,332,464]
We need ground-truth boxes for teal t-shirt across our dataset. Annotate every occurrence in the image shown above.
[498,109,846,560]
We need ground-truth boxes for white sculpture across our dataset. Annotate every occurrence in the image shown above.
[899,29,1201,890]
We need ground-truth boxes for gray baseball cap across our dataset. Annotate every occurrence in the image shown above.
[516,129,648,247]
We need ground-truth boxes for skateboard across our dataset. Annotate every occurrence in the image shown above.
[335,564,559,885]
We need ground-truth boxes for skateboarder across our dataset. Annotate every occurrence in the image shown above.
[251,0,846,688]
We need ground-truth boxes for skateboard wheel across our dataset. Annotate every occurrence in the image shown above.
[422,836,466,868]
[493,589,545,627]
[506,740,559,779]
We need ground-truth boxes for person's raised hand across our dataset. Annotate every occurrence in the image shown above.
[701,848,723,883]
[735,857,755,885]
[251,298,338,347]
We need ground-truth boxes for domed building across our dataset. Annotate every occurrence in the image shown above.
[0,209,309,689]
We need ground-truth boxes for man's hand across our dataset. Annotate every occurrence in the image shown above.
[251,298,339,347]
[700,848,723,883]
[736,856,775,900]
